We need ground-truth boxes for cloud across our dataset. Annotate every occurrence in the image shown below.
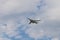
[0,0,40,17]
[0,0,60,40]
[0,37,11,40]
[52,37,59,40]
[24,0,60,39]
[44,0,60,21]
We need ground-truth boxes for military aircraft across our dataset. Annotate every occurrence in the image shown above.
[28,18,40,24]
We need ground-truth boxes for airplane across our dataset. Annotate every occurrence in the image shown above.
[28,18,40,24]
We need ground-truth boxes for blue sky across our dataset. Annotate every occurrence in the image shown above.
[0,0,60,40]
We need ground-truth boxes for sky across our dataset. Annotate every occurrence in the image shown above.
[0,0,60,40]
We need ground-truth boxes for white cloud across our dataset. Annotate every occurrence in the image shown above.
[44,0,60,21]
[45,8,60,21]
[24,0,60,39]
[52,37,59,40]
[0,0,46,40]
[0,0,60,40]
[0,0,40,17]
[0,19,19,38]
[0,37,11,40]
[25,26,47,39]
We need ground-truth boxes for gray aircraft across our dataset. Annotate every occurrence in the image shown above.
[28,18,40,24]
